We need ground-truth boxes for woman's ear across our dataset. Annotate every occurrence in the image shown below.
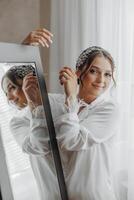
[75,70,81,78]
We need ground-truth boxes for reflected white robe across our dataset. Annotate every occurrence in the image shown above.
[10,91,120,200]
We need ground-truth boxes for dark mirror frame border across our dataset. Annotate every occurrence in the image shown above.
[0,42,68,200]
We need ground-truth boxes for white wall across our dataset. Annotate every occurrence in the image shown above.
[0,0,40,43]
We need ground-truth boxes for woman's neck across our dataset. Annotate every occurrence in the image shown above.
[78,91,97,104]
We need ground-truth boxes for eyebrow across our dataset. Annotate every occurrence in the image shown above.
[90,65,112,73]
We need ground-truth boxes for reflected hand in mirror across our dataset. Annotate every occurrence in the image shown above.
[22,72,42,110]
[22,28,53,47]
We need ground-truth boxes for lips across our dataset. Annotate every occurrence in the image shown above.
[92,84,104,89]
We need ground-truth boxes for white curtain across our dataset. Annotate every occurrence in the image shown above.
[49,0,98,92]
[49,0,134,199]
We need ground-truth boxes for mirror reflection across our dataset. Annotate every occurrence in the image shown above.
[0,63,40,200]
[0,63,60,200]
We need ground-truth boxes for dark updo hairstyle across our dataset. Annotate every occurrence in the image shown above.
[1,64,35,93]
[76,46,116,86]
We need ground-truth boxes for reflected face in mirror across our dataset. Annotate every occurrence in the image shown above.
[2,77,27,109]
[1,64,39,110]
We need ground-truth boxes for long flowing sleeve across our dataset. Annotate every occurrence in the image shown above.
[55,99,120,151]
[9,93,66,155]
[10,109,50,155]
[10,93,120,154]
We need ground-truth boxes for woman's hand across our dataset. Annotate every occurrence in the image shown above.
[59,67,78,104]
[22,28,53,47]
[22,73,42,110]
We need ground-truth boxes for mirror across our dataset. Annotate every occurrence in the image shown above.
[0,43,62,200]
[0,62,61,200]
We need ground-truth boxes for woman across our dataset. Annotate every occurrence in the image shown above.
[1,30,120,200]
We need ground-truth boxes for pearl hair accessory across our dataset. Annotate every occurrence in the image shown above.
[9,65,35,79]
[76,46,103,69]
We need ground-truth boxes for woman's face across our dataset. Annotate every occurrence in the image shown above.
[78,56,112,103]
[2,77,27,109]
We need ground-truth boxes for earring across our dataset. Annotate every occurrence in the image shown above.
[77,78,80,85]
